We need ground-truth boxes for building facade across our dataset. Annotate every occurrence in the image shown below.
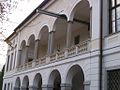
[2,0,120,90]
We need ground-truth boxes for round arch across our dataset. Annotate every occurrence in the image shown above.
[38,25,49,40]
[22,76,29,90]
[66,65,84,90]
[27,34,35,62]
[20,40,26,66]
[37,26,49,58]
[69,0,90,21]
[51,15,68,52]
[48,70,61,90]
[20,40,26,49]
[33,73,42,90]
[27,34,35,46]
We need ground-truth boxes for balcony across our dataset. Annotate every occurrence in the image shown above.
[17,1,91,71]
[17,39,90,71]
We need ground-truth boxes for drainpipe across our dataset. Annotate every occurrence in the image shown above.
[99,0,103,90]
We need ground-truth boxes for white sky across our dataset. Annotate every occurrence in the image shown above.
[0,0,44,71]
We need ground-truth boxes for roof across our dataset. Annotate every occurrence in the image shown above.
[5,0,50,42]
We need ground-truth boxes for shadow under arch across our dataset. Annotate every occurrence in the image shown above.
[38,25,49,58]
[33,73,42,90]
[27,34,35,62]
[48,69,61,90]
[22,76,29,90]
[14,77,21,90]
[66,64,84,90]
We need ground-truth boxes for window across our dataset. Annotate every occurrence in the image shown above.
[4,84,6,90]
[7,83,10,90]
[13,51,16,69]
[10,53,13,70]
[107,69,120,90]
[6,55,10,71]
[74,35,80,45]
[109,0,120,33]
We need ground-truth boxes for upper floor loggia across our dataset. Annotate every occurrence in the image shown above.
[5,0,101,72]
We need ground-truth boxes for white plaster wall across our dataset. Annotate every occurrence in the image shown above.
[3,0,102,90]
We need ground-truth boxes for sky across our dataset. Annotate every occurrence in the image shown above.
[0,0,44,71]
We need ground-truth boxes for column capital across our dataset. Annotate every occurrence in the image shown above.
[29,86,38,89]
[61,83,72,90]
[67,20,73,23]
[84,81,91,90]
[35,39,40,42]
[49,30,55,33]
[18,49,22,51]
[84,81,91,85]
[42,84,53,88]
[26,45,29,47]
[20,86,26,89]
[61,83,72,87]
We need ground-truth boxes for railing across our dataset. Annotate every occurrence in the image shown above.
[17,39,90,71]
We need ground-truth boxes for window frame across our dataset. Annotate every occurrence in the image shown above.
[109,0,120,34]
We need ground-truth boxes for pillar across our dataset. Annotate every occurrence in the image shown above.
[66,21,73,48]
[34,39,40,60]
[24,45,29,63]
[84,81,90,90]
[42,84,53,90]
[61,83,72,90]
[48,31,55,54]
[17,50,22,67]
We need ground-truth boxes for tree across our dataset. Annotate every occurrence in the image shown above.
[0,0,26,31]
[0,65,5,90]
[0,0,19,22]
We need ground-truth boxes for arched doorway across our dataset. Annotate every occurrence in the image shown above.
[66,65,84,90]
[38,26,49,58]
[15,77,21,90]
[48,70,61,90]
[27,35,35,62]
[22,76,29,90]
[70,0,90,46]
[33,73,42,90]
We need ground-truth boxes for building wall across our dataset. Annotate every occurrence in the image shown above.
[3,0,119,90]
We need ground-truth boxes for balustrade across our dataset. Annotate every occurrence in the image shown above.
[17,39,90,71]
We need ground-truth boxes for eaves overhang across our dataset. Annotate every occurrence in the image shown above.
[5,0,50,42]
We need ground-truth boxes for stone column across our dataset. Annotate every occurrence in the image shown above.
[34,39,40,60]
[84,81,90,90]
[66,21,73,48]
[42,84,53,90]
[17,50,22,66]
[61,83,72,90]
[48,31,55,54]
[24,45,29,63]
